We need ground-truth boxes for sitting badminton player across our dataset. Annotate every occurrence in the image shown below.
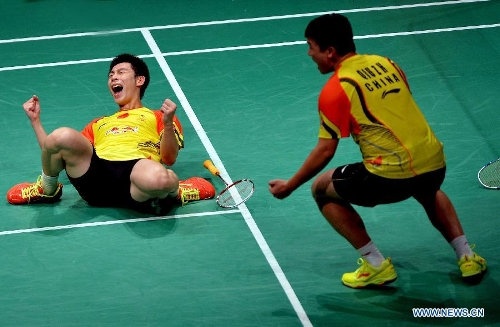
[7,53,215,215]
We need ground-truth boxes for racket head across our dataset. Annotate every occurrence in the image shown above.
[478,158,500,189]
[216,179,255,208]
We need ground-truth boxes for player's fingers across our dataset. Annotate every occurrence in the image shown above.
[22,98,34,110]
[162,99,177,110]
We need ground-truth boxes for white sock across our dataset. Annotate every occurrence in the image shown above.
[450,235,473,259]
[41,172,59,195]
[357,240,385,267]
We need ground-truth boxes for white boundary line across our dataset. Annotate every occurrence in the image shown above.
[141,28,313,327]
[0,0,488,44]
[0,209,240,236]
[1,23,499,73]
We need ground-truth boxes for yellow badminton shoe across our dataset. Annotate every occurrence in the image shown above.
[7,176,63,205]
[342,257,397,288]
[458,252,487,279]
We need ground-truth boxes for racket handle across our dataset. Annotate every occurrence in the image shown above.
[203,160,220,176]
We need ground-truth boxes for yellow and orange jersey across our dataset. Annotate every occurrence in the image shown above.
[81,107,184,163]
[318,54,445,178]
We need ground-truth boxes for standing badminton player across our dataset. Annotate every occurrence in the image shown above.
[269,14,486,288]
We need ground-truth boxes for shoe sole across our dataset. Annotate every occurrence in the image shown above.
[462,266,487,285]
[462,268,487,278]
[462,272,486,285]
[8,197,62,205]
[342,276,397,289]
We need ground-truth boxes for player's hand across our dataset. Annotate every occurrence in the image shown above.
[23,95,41,122]
[160,99,177,124]
[269,179,293,199]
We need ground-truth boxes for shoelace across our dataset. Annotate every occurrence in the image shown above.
[21,182,44,201]
[179,188,200,205]
[354,258,370,274]
[459,244,477,262]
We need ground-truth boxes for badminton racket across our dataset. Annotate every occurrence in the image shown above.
[478,158,500,189]
[203,160,255,208]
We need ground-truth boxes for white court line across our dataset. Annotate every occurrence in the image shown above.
[141,28,313,327]
[0,209,240,236]
[1,23,499,72]
[0,0,488,44]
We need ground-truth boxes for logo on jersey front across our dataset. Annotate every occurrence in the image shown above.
[105,126,139,135]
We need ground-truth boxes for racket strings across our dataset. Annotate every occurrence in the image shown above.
[218,180,254,207]
[479,162,500,187]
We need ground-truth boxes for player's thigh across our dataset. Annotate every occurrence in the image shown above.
[333,163,414,207]
[130,159,178,197]
[48,128,94,178]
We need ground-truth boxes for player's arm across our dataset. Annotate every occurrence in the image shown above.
[269,137,339,199]
[23,95,48,149]
[159,99,180,166]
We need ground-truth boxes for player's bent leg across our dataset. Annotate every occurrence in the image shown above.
[311,168,397,288]
[130,160,215,215]
[312,169,371,249]
[414,190,487,282]
[414,190,464,242]
[130,159,180,202]
[7,127,93,205]
[42,127,94,178]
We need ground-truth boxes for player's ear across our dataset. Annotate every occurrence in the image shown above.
[136,75,145,86]
[326,46,337,58]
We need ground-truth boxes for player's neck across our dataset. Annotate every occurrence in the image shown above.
[118,99,143,111]
[334,52,356,70]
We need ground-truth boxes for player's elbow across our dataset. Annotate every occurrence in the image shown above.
[162,155,176,166]
[160,146,179,166]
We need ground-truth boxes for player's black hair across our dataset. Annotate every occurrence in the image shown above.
[109,53,150,99]
[304,13,356,55]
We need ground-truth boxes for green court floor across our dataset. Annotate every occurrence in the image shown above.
[0,1,499,326]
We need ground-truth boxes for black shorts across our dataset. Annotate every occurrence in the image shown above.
[67,149,144,210]
[332,162,446,207]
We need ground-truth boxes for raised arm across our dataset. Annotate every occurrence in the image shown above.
[23,95,48,149]
[159,99,180,166]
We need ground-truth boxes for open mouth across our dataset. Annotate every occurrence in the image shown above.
[112,85,124,93]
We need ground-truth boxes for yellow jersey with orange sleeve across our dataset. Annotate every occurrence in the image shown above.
[81,107,184,163]
[318,54,445,179]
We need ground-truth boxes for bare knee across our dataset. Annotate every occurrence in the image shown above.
[311,173,331,208]
[44,127,76,152]
[311,175,328,199]
[311,169,338,200]
[145,166,179,194]
[312,169,353,211]
[156,168,179,192]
